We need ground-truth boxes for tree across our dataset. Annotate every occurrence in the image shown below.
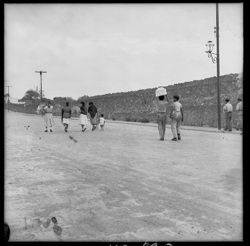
[77,95,89,102]
[19,90,40,102]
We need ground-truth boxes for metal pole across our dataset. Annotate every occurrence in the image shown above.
[216,3,221,130]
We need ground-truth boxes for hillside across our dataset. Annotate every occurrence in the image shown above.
[83,73,241,127]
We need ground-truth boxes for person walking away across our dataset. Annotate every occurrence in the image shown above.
[170,95,183,141]
[61,101,71,132]
[236,97,242,132]
[223,98,233,131]
[154,87,169,141]
[79,101,88,132]
[99,114,105,130]
[88,102,98,131]
[43,101,54,132]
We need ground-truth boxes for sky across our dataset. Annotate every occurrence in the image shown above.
[4,3,243,100]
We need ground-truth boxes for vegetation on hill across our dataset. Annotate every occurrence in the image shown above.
[6,73,242,127]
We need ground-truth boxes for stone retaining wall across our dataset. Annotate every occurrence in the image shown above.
[6,73,242,128]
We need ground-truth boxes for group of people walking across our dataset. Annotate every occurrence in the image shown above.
[154,87,243,141]
[38,90,242,138]
[38,101,105,133]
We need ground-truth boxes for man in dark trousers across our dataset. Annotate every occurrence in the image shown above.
[61,101,71,132]
[223,98,233,131]
[88,102,98,131]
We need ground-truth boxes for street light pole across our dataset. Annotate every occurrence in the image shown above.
[205,3,221,130]
[35,70,47,102]
[216,3,221,130]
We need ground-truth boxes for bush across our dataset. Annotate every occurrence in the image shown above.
[125,117,137,122]
[139,118,150,123]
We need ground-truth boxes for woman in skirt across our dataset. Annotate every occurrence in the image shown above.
[79,101,88,132]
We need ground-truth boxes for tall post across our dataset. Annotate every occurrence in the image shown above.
[40,72,42,101]
[35,70,47,102]
[5,85,11,112]
[216,3,221,130]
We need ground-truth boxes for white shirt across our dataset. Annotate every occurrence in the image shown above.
[236,101,242,111]
[223,102,233,112]
[173,101,182,112]
[100,117,105,125]
[44,105,53,113]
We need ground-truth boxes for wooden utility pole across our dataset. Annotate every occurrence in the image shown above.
[35,70,47,102]
[216,3,221,130]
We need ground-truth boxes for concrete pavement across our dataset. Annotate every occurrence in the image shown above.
[5,111,242,241]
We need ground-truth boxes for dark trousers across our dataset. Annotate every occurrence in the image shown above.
[224,112,232,131]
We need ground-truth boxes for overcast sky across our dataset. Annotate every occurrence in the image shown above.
[5,3,243,100]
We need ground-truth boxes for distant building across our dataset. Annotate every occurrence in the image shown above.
[5,96,25,104]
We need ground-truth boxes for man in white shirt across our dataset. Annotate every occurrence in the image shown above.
[223,98,233,131]
[236,97,242,131]
[170,95,183,141]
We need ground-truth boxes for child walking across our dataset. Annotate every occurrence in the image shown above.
[99,114,105,130]
[154,87,169,141]
[61,101,71,132]
[170,95,183,141]
[79,101,88,132]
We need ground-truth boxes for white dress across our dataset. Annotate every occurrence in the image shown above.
[80,114,88,125]
[99,117,105,126]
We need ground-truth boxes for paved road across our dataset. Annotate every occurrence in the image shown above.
[5,111,242,241]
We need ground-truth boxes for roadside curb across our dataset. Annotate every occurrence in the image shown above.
[105,120,241,135]
[6,110,241,135]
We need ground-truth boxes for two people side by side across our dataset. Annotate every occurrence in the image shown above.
[43,101,55,132]
[223,97,243,132]
[37,101,55,132]
[154,87,184,141]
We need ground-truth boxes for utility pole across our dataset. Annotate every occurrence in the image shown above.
[35,70,47,102]
[216,3,221,130]
[5,85,11,112]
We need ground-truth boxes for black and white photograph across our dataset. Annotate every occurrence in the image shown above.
[4,3,243,242]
